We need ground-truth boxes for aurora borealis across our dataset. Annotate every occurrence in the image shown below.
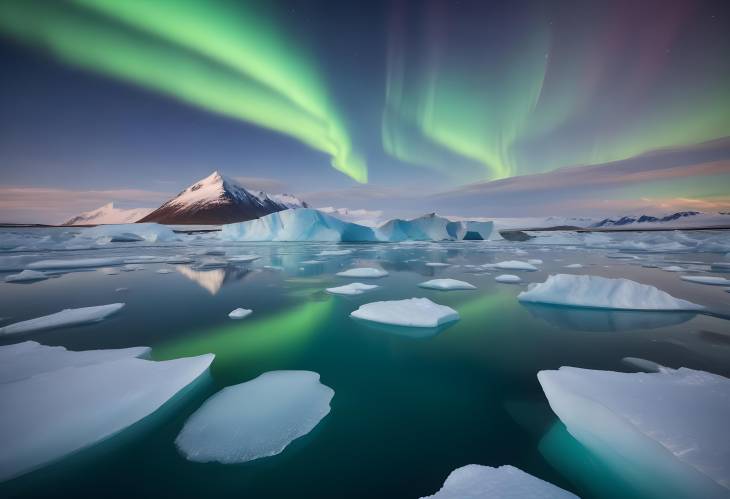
[0,0,729,220]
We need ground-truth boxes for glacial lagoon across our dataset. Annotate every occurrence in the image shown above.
[1,227,729,498]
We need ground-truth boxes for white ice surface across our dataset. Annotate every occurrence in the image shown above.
[175,371,333,463]
[0,353,214,481]
[4,270,48,282]
[418,278,476,290]
[336,267,388,278]
[496,274,522,283]
[538,366,730,496]
[326,283,379,295]
[518,274,704,310]
[0,341,150,384]
[0,303,125,335]
[495,260,538,271]
[421,464,578,499]
[228,308,252,319]
[351,298,459,327]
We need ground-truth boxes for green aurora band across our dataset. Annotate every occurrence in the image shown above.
[0,0,367,182]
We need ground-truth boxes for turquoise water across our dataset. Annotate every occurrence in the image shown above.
[1,232,729,498]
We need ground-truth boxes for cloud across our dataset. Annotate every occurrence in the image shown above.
[0,186,169,224]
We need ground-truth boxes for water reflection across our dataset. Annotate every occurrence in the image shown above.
[522,303,696,332]
[175,265,251,295]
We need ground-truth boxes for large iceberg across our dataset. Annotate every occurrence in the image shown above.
[0,303,125,335]
[518,274,704,311]
[351,298,459,327]
[0,345,214,482]
[538,366,730,498]
[221,209,495,242]
[421,464,577,499]
[175,371,333,463]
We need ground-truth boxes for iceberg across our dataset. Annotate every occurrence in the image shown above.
[680,275,730,286]
[564,263,583,269]
[228,308,252,319]
[4,269,48,283]
[538,366,730,497]
[0,352,214,482]
[26,257,124,270]
[425,262,450,267]
[82,223,178,243]
[336,267,388,278]
[495,274,522,283]
[221,208,378,242]
[0,341,150,384]
[0,303,125,335]
[175,371,333,464]
[418,278,476,290]
[351,298,459,327]
[421,464,577,499]
[518,274,704,310]
[221,209,495,242]
[326,282,379,295]
[495,260,538,271]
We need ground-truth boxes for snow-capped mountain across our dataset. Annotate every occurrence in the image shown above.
[63,203,153,226]
[138,171,307,225]
[592,211,705,227]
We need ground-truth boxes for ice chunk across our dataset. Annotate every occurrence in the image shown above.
[4,269,48,283]
[425,262,450,267]
[26,257,124,270]
[564,263,583,269]
[0,303,125,335]
[421,464,577,499]
[496,274,522,283]
[662,266,686,272]
[418,279,476,290]
[527,259,543,265]
[0,341,150,384]
[228,308,252,319]
[317,249,353,256]
[336,267,388,278]
[495,260,538,271]
[538,366,730,497]
[175,371,333,463]
[680,275,730,286]
[82,223,178,243]
[351,298,459,327]
[518,274,704,310]
[156,268,172,274]
[0,353,213,481]
[326,283,379,295]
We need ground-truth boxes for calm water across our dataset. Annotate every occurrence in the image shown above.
[1,230,729,498]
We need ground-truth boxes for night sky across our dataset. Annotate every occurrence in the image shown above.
[1,0,729,223]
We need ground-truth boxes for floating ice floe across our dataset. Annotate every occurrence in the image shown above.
[680,275,730,286]
[101,267,119,275]
[326,283,379,295]
[495,260,538,271]
[228,308,252,319]
[4,270,48,283]
[420,464,578,499]
[518,274,704,310]
[81,223,178,243]
[301,260,323,265]
[538,366,730,498]
[0,303,125,335]
[175,371,333,464]
[121,264,145,272]
[317,249,352,256]
[336,267,388,278]
[495,274,522,283]
[425,262,450,267]
[0,341,150,384]
[710,262,730,272]
[156,268,172,274]
[418,279,476,291]
[26,257,124,270]
[527,259,543,265]
[564,263,583,269]
[351,298,459,327]
[0,347,213,482]
[662,266,686,272]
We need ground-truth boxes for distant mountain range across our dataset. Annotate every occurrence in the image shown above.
[64,171,307,225]
[592,211,702,227]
